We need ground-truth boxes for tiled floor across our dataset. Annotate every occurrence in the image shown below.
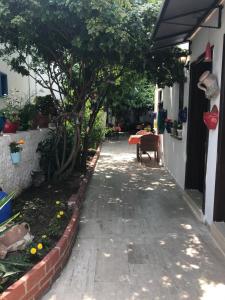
[43,139,225,300]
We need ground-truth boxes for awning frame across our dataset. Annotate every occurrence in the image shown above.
[152,0,223,50]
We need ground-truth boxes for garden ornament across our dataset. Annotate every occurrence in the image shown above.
[197,71,220,99]
[0,222,34,259]
[203,105,219,130]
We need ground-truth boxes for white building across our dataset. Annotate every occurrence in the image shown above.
[153,0,225,250]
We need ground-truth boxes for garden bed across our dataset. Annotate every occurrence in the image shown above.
[0,147,101,300]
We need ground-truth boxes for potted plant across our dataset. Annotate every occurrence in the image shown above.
[165,118,173,133]
[177,123,183,139]
[9,139,25,164]
[171,120,177,136]
[34,95,57,128]
[19,102,38,131]
[0,94,21,133]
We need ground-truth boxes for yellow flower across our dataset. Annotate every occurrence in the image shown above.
[37,243,43,250]
[18,139,25,145]
[59,211,64,216]
[42,235,47,239]
[57,214,61,219]
[30,247,37,255]
[56,201,60,205]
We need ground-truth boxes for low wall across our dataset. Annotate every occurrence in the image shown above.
[0,129,49,194]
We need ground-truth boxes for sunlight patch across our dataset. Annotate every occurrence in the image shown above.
[181,224,192,230]
[199,279,225,300]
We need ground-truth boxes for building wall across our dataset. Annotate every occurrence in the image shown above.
[0,60,48,110]
[0,129,49,194]
[156,81,189,189]
[156,8,225,224]
[191,9,225,224]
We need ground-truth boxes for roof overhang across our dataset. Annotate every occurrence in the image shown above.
[151,0,223,50]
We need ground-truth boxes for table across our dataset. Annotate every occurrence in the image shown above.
[128,133,159,162]
[128,135,144,161]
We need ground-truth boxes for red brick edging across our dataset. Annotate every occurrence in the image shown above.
[0,146,101,300]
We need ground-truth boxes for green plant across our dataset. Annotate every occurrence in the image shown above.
[0,94,21,123]
[9,140,24,153]
[19,102,37,130]
[34,95,57,117]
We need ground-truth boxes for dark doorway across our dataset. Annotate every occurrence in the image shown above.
[214,35,225,222]
[185,56,212,212]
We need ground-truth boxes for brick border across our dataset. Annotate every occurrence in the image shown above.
[0,146,101,300]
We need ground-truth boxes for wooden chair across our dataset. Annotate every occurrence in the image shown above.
[136,130,151,136]
[139,134,160,163]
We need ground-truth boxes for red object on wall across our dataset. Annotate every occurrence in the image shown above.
[204,42,212,62]
[203,105,219,130]
[3,120,19,133]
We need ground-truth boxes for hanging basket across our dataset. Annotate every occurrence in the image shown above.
[203,105,219,130]
[10,152,21,164]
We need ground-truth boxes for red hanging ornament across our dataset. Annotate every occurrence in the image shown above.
[204,42,212,62]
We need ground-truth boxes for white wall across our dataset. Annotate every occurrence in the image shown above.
[155,78,189,189]
[190,9,225,225]
[156,8,225,224]
[0,60,48,110]
[0,129,48,194]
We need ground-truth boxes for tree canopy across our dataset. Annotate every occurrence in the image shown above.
[0,0,184,175]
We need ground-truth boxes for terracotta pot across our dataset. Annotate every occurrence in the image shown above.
[3,120,19,133]
[35,113,49,128]
[203,105,219,130]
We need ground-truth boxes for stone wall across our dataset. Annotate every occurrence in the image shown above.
[0,129,49,194]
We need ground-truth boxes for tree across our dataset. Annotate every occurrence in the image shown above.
[106,72,154,124]
[0,0,184,176]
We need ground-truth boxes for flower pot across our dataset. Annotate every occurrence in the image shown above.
[0,116,6,132]
[35,113,49,128]
[203,105,219,130]
[3,120,19,133]
[10,152,21,164]
[0,191,12,223]
[177,129,183,139]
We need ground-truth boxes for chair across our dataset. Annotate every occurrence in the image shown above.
[139,134,160,162]
[136,130,151,135]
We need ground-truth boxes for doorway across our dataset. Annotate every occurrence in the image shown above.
[214,35,225,222]
[185,56,212,213]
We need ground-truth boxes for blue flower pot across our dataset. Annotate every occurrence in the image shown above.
[0,192,12,223]
[10,152,21,164]
[0,116,5,132]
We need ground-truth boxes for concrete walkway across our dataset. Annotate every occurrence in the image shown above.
[43,139,225,300]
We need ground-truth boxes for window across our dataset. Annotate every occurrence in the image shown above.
[0,72,8,97]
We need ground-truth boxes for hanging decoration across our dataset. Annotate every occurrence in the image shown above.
[197,71,220,99]
[204,42,212,62]
[203,105,219,130]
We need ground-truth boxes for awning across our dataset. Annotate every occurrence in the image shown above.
[152,0,223,50]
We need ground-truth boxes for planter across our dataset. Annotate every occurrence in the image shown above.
[3,120,19,133]
[1,146,101,300]
[203,105,219,130]
[177,129,183,139]
[10,151,21,164]
[0,116,6,132]
[0,192,12,223]
[35,113,49,128]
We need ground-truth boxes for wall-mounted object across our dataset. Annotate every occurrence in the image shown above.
[178,107,188,123]
[203,105,219,130]
[204,42,212,62]
[197,71,219,99]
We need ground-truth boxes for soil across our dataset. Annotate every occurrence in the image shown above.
[0,151,96,292]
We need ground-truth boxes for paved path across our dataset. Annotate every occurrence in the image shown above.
[43,139,225,300]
